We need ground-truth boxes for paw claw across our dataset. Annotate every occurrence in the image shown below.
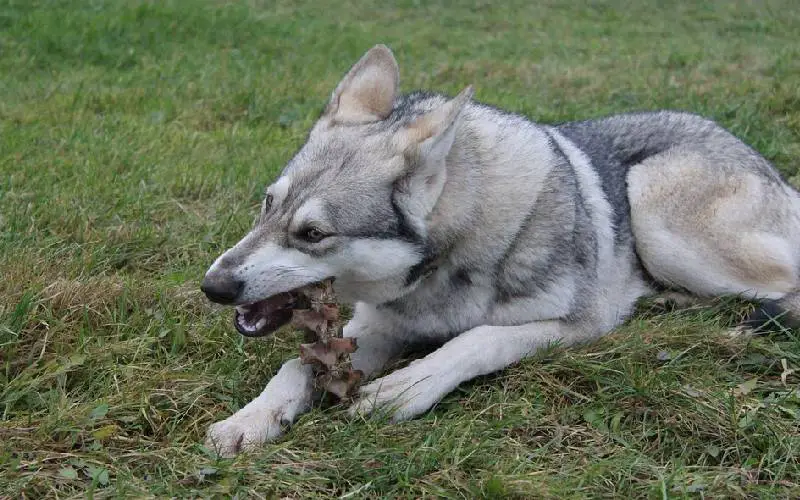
[204,411,285,458]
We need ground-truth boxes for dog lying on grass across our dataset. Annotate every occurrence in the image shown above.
[201,45,800,456]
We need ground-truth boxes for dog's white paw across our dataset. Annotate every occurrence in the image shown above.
[349,362,453,422]
[205,358,314,457]
[205,411,286,458]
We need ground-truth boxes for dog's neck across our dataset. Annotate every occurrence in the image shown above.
[418,109,484,269]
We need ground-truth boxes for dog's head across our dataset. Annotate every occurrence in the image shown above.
[201,45,472,336]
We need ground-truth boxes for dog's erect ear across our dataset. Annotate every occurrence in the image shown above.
[403,85,473,162]
[324,45,399,124]
[394,86,473,224]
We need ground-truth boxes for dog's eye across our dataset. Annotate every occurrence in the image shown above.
[298,227,328,243]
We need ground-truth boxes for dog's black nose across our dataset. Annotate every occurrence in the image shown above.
[201,274,244,304]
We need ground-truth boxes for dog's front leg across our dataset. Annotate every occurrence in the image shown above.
[345,303,407,379]
[350,320,590,422]
[205,303,403,456]
[205,357,314,457]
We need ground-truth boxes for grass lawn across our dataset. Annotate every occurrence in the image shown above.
[2,0,800,497]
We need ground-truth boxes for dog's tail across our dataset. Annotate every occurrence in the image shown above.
[742,293,800,332]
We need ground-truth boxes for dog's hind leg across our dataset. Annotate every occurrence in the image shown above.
[628,148,800,329]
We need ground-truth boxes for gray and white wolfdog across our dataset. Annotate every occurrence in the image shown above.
[201,45,800,456]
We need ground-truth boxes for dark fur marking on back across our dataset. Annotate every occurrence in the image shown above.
[555,122,639,246]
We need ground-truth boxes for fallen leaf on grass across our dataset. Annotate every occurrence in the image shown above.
[734,378,758,397]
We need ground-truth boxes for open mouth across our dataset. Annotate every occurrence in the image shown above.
[232,283,320,337]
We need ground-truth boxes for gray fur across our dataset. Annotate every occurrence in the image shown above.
[202,45,800,457]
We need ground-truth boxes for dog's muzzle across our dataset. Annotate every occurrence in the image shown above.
[201,272,244,305]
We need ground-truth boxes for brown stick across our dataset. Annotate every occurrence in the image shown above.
[293,279,361,400]
[323,369,363,399]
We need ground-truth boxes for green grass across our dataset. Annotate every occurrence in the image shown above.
[2,0,800,497]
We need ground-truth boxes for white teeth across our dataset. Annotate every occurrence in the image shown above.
[236,313,263,332]
[234,304,268,334]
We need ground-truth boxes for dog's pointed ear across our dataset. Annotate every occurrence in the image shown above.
[393,86,473,223]
[403,85,473,163]
[324,45,399,124]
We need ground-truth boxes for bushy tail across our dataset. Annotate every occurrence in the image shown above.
[742,292,800,332]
